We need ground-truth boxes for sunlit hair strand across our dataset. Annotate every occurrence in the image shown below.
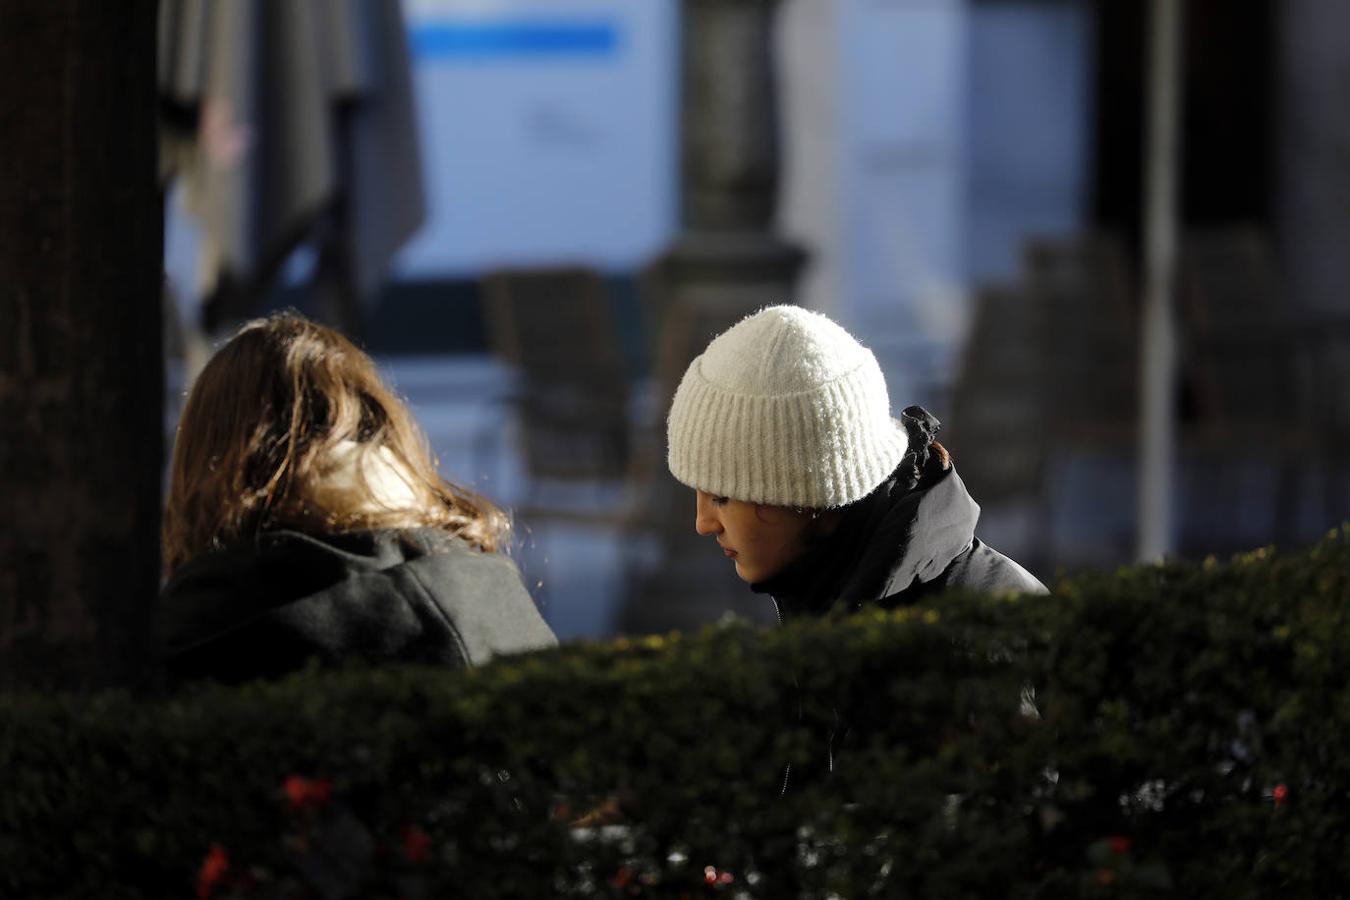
[162,313,509,575]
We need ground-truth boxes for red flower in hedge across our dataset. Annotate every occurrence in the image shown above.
[195,843,229,900]
[400,823,432,863]
[1273,783,1289,807]
[702,865,733,887]
[1108,835,1131,855]
[609,866,634,888]
[283,775,333,811]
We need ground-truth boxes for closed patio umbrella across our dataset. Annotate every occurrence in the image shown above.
[159,0,425,335]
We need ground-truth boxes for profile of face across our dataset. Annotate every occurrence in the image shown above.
[694,490,819,583]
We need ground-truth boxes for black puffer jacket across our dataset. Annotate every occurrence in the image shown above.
[157,528,557,686]
[753,407,1046,621]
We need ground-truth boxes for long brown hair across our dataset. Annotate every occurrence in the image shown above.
[163,313,509,575]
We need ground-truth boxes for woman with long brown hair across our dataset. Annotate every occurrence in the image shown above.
[158,313,555,684]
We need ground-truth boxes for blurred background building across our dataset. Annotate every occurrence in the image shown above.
[160,0,1350,640]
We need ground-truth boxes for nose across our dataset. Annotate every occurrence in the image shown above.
[694,491,722,536]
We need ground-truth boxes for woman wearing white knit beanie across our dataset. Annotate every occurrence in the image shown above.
[667,304,1046,619]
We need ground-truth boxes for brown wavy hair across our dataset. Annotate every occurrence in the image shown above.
[163,313,509,575]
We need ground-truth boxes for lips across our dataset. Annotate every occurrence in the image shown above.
[719,544,737,559]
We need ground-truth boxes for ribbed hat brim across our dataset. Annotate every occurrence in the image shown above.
[667,356,909,508]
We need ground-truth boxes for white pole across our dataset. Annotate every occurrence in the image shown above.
[1137,0,1184,562]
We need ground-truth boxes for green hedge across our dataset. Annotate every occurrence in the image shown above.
[3,528,1349,898]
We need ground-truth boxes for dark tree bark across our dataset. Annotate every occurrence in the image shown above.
[0,0,162,689]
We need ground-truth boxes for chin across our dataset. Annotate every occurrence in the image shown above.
[733,561,778,584]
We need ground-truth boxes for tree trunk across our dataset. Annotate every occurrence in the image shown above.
[0,0,162,689]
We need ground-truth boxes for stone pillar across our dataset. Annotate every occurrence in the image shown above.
[651,0,806,400]
[0,0,163,688]
[626,0,805,633]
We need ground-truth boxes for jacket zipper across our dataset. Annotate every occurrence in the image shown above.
[772,595,792,796]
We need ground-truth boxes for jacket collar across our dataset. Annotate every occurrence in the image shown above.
[751,461,981,617]
[878,465,980,596]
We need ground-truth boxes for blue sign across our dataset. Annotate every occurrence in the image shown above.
[411,21,620,60]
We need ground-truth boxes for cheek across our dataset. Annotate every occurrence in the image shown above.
[745,518,811,567]
[769,528,808,565]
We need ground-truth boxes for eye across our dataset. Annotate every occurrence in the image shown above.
[712,495,730,507]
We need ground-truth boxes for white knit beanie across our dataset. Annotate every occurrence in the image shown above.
[667,305,908,508]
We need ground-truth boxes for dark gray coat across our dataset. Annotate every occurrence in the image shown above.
[754,456,1046,624]
[157,528,557,686]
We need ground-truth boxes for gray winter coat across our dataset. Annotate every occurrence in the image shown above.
[157,528,556,686]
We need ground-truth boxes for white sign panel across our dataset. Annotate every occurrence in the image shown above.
[395,0,678,277]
